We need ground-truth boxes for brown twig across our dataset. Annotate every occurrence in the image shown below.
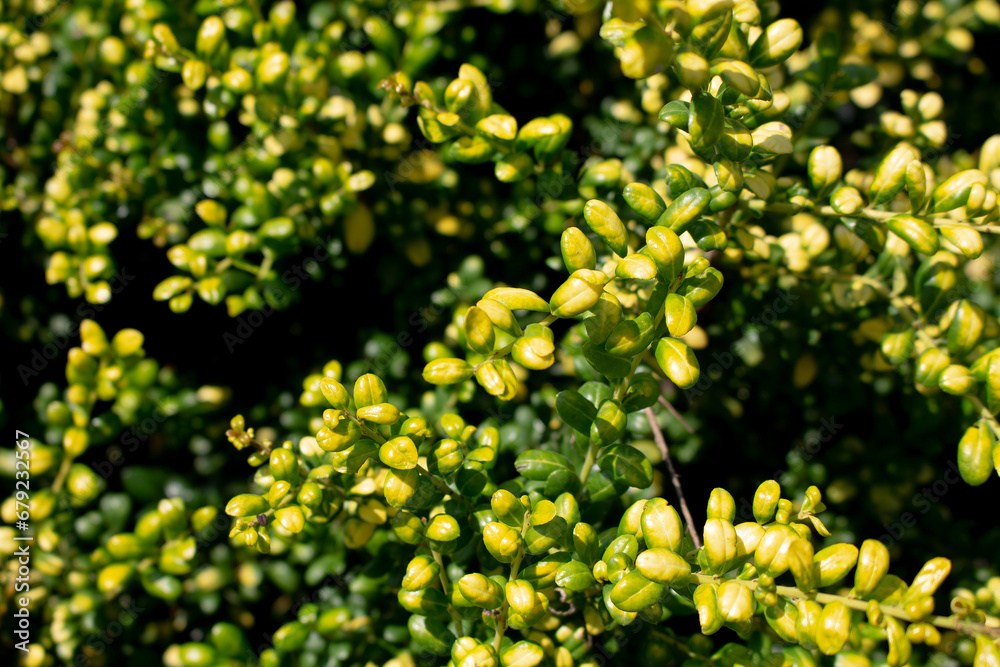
[643,406,701,549]
[657,395,695,435]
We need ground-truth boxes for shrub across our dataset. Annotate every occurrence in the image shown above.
[2,1,1000,667]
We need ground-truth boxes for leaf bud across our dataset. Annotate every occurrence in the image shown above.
[423,358,475,385]
[483,521,522,563]
[805,146,842,198]
[957,421,995,486]
[694,582,724,634]
[816,601,851,655]
[748,18,802,67]
[707,488,736,522]
[635,548,692,587]
[379,436,418,471]
[641,498,684,552]
[401,555,440,592]
[813,544,859,588]
[703,517,738,574]
[854,539,890,598]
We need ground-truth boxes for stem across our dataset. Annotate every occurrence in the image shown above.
[431,550,466,635]
[933,221,1000,235]
[967,395,1000,441]
[811,206,1000,235]
[657,395,696,435]
[644,407,701,549]
[612,354,645,402]
[689,574,1000,638]
[51,456,74,494]
[813,206,896,221]
[887,295,937,347]
[260,490,294,521]
[228,258,261,275]
[416,464,469,503]
[355,419,387,444]
[226,429,271,454]
[258,248,275,279]
[492,510,532,653]
[579,440,598,484]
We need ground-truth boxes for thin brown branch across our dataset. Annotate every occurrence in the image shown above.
[658,395,695,435]
[644,406,701,549]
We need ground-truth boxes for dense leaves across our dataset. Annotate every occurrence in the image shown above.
[4,0,1000,667]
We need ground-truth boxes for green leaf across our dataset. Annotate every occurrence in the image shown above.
[520,551,572,588]
[455,464,488,497]
[225,494,269,517]
[556,389,597,433]
[688,92,724,150]
[585,470,628,503]
[636,548,692,587]
[830,63,878,91]
[610,569,667,612]
[624,182,667,222]
[597,445,653,489]
[603,583,638,625]
[712,644,756,667]
[677,265,724,307]
[688,219,728,251]
[555,561,597,591]
[988,355,1000,414]
[665,164,706,197]
[658,100,690,128]
[605,313,655,358]
[500,640,545,667]
[657,187,711,233]
[870,144,920,206]
[523,516,568,555]
[343,439,379,472]
[530,499,557,526]
[583,341,633,378]
[544,469,582,497]
[515,451,575,481]
[655,337,701,390]
[379,436,418,470]
[603,534,640,562]
[407,615,454,655]
[583,199,629,257]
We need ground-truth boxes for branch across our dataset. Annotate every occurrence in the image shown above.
[431,549,466,635]
[493,509,533,652]
[579,440,598,484]
[658,395,696,435]
[689,573,1000,638]
[644,406,701,549]
[966,395,1000,442]
[810,206,1000,234]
